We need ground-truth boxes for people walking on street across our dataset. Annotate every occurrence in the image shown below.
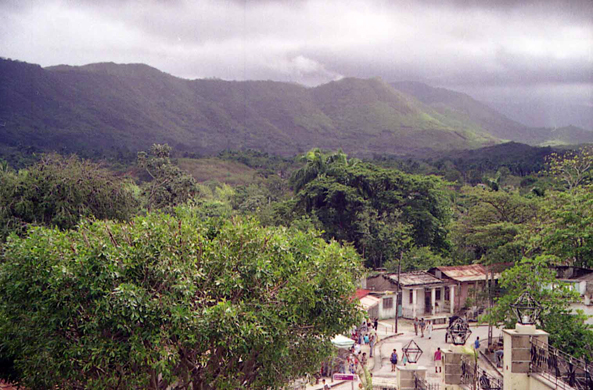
[427,320,433,339]
[369,334,375,357]
[390,349,398,371]
[322,379,330,390]
[434,347,442,373]
[373,318,378,331]
[420,318,426,338]
[474,336,480,350]
[414,317,419,336]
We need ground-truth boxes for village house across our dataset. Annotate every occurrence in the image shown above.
[366,271,456,320]
[554,266,593,298]
[427,264,504,317]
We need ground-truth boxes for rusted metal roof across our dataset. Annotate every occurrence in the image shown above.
[385,271,448,287]
[355,289,371,299]
[431,264,500,282]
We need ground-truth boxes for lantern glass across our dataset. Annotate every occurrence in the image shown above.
[511,292,541,325]
[402,339,423,364]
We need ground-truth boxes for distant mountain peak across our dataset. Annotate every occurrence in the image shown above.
[46,62,171,80]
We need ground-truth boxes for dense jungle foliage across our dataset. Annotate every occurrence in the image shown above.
[0,143,592,386]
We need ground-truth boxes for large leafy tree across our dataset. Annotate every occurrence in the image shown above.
[0,212,363,389]
[527,188,593,267]
[451,186,538,264]
[547,146,592,190]
[294,153,450,267]
[0,154,138,242]
[523,147,593,267]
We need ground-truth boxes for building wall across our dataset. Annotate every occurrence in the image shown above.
[401,288,427,319]
[456,281,486,309]
[377,294,397,319]
[367,305,379,320]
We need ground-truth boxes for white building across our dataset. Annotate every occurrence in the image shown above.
[366,271,456,320]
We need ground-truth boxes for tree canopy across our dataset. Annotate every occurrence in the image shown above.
[293,154,451,268]
[0,211,363,389]
[0,154,138,242]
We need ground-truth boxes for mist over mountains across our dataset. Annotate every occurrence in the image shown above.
[1,58,592,157]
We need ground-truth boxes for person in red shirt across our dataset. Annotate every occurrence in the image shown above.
[434,347,442,373]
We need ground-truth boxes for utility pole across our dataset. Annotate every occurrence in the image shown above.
[395,250,402,334]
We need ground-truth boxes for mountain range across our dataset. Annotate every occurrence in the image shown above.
[1,58,591,157]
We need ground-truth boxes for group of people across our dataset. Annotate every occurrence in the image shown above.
[350,319,379,357]
[389,348,406,371]
[413,317,433,339]
[389,347,443,374]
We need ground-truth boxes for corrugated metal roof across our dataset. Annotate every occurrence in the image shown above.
[385,271,447,287]
[571,272,593,282]
[432,265,499,282]
[359,295,381,310]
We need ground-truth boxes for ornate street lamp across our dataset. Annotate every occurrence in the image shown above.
[402,339,423,364]
[511,291,541,325]
[446,317,472,345]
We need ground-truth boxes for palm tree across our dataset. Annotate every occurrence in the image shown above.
[291,148,352,193]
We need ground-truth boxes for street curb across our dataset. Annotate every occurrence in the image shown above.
[372,332,403,372]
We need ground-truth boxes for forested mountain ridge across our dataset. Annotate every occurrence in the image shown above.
[1,58,591,157]
[390,81,593,145]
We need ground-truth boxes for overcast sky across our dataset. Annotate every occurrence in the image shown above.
[1,0,591,107]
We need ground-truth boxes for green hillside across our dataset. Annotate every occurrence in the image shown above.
[1,58,590,157]
[391,81,593,146]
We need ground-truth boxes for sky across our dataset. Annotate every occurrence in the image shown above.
[1,0,592,124]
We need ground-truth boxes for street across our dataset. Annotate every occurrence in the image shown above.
[306,319,503,389]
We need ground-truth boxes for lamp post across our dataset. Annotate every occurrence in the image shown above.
[402,339,423,364]
[511,291,541,325]
[446,317,472,346]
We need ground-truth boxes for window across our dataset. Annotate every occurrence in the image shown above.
[436,289,441,301]
[383,297,393,309]
[409,290,414,304]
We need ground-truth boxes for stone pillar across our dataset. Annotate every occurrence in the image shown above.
[396,365,427,390]
[412,288,417,318]
[431,287,436,315]
[450,286,455,314]
[502,323,549,390]
[442,346,464,389]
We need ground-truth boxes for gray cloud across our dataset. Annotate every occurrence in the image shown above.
[0,0,591,106]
